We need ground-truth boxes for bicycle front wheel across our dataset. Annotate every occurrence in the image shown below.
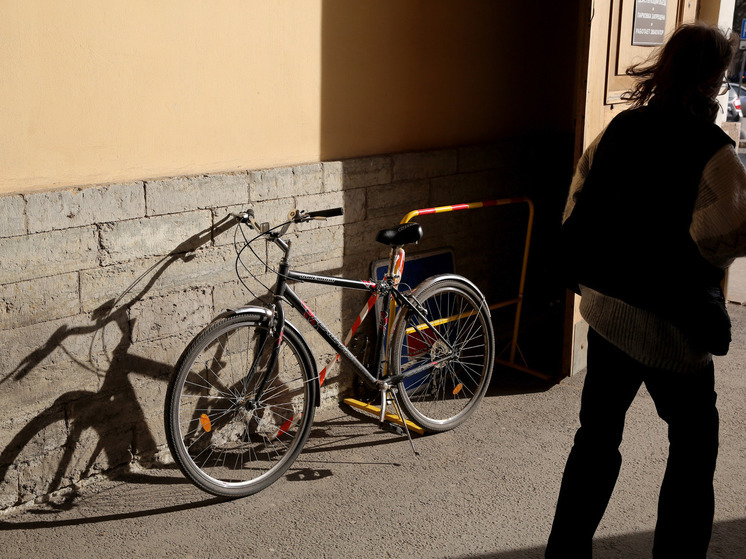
[390,277,494,432]
[165,313,317,497]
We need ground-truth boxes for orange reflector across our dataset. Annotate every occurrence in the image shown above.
[200,414,212,432]
[453,383,463,395]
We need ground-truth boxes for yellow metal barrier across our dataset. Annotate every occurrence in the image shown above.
[343,398,426,435]
[401,197,549,381]
[342,196,547,434]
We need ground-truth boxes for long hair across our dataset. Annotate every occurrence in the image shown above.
[622,23,736,121]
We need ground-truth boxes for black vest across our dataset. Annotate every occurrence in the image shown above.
[563,106,733,348]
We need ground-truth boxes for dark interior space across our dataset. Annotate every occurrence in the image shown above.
[320,2,584,381]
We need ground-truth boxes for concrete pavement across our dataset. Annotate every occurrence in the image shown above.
[1,306,744,559]
[727,257,746,304]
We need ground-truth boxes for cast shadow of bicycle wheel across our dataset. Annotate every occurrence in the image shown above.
[0,217,238,509]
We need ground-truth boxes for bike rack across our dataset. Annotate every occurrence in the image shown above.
[400,197,550,382]
[343,196,548,436]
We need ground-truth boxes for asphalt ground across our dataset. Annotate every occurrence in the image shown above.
[1,305,744,559]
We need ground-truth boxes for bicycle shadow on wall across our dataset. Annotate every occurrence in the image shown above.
[0,216,237,509]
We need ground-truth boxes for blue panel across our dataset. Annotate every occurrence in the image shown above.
[370,249,455,332]
[371,249,455,291]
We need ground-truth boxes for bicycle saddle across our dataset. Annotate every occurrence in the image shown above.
[375,222,423,246]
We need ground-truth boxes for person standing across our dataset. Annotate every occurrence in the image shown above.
[547,23,746,559]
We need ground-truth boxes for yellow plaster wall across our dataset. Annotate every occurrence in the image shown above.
[1,1,323,193]
[1,1,579,194]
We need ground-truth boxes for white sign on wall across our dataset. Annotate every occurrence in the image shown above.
[632,0,667,46]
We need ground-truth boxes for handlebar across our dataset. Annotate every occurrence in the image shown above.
[233,209,255,224]
[232,207,344,230]
[308,207,344,219]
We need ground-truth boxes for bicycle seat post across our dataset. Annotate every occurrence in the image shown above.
[385,246,404,282]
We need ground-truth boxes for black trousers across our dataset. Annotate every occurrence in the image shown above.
[546,328,719,559]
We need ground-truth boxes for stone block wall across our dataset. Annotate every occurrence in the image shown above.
[0,140,557,510]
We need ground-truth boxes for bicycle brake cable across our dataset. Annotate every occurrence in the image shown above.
[233,218,296,303]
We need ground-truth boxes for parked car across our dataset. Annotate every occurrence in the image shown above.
[727,83,745,121]
[727,84,743,121]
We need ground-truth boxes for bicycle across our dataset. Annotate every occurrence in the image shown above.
[164,207,495,497]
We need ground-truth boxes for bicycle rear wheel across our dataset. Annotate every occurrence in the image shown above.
[165,313,316,497]
[390,277,494,432]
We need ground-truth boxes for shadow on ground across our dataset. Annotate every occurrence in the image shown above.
[449,517,746,558]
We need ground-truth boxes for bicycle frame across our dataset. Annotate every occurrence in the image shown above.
[276,240,404,390]
[165,209,498,497]
[257,237,456,396]
[282,276,381,387]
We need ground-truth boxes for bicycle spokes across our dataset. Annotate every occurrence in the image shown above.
[166,316,316,496]
[390,280,494,432]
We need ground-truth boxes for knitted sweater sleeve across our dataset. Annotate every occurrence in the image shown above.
[690,145,746,268]
[562,130,604,223]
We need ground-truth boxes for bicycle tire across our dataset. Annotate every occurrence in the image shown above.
[165,313,317,497]
[390,276,494,432]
